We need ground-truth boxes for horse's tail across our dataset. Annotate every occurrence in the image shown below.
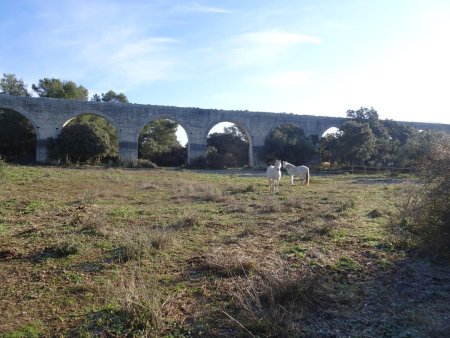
[305,168,310,186]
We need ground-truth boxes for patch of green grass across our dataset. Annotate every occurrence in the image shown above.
[108,206,137,219]
[65,272,84,284]
[22,200,46,214]
[333,256,359,271]
[285,244,307,258]
[2,322,43,338]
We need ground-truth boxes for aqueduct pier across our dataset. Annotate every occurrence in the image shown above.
[1,95,450,166]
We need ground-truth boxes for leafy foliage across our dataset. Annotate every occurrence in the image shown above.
[0,73,31,96]
[32,78,88,100]
[261,124,317,164]
[48,123,110,163]
[68,115,119,159]
[320,107,444,168]
[91,90,129,103]
[338,120,376,165]
[396,132,450,258]
[206,125,249,168]
[139,119,186,166]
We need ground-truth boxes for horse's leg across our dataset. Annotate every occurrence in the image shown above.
[290,175,294,185]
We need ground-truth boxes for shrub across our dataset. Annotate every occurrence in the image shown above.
[396,133,450,259]
[120,159,158,169]
[137,159,158,168]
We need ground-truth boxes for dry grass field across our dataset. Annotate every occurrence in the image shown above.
[0,165,449,337]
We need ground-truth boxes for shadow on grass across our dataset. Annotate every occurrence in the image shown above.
[176,256,450,337]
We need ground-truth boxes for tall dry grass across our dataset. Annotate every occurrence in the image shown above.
[108,267,163,336]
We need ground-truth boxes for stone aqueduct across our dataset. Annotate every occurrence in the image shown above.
[1,95,450,166]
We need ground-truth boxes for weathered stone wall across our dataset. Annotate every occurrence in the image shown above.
[1,95,449,166]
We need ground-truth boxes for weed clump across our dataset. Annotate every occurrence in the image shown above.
[193,251,257,277]
[173,214,202,229]
[111,269,162,335]
[79,269,163,336]
[116,227,172,262]
[227,264,330,337]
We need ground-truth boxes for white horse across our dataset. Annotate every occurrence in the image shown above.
[266,160,282,192]
[282,161,310,186]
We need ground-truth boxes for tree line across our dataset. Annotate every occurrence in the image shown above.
[320,107,450,170]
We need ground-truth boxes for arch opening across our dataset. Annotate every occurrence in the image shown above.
[321,127,340,138]
[138,118,188,167]
[51,114,119,164]
[205,122,251,169]
[0,108,36,163]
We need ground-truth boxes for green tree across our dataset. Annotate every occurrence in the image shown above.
[68,115,118,159]
[48,123,109,163]
[207,125,249,167]
[91,90,129,103]
[320,107,422,167]
[32,78,88,100]
[261,124,316,164]
[320,133,341,164]
[338,120,376,165]
[0,73,31,96]
[382,120,418,167]
[139,119,186,166]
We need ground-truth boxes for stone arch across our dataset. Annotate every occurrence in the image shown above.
[0,107,37,162]
[59,110,119,131]
[205,120,254,167]
[0,104,41,139]
[137,115,189,166]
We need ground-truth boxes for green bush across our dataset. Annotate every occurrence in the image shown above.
[396,133,450,259]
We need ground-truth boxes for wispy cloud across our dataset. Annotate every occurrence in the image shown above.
[178,3,232,14]
[223,29,321,68]
[20,1,183,93]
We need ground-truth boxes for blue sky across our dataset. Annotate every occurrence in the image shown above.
[1,0,450,127]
